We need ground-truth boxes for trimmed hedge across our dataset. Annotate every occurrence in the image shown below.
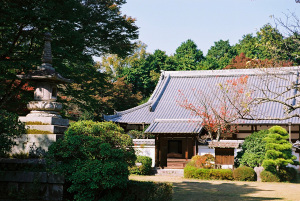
[130,156,152,175]
[261,170,280,182]
[261,167,297,182]
[233,166,256,181]
[184,166,233,180]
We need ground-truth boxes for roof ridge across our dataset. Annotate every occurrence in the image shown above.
[154,118,202,122]
[149,75,170,112]
[116,101,152,116]
[164,66,300,77]
[104,101,152,119]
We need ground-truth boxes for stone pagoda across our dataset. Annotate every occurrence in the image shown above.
[16,32,70,153]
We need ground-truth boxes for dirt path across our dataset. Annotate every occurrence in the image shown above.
[130,175,300,201]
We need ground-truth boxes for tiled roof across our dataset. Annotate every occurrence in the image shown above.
[145,119,203,133]
[104,67,300,132]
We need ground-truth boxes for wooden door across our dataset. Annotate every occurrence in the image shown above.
[215,148,234,165]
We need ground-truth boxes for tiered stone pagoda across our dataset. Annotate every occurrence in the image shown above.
[16,32,70,153]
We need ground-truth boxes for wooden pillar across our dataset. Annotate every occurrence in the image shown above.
[193,137,196,156]
[160,136,167,168]
[155,135,160,167]
[185,137,188,161]
[288,122,292,143]
[298,125,300,140]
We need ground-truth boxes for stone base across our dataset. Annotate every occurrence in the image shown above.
[11,134,63,155]
[19,116,69,126]
[25,110,62,118]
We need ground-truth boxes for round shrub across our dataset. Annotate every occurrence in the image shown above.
[130,156,152,175]
[261,170,280,182]
[233,166,256,181]
[46,121,136,201]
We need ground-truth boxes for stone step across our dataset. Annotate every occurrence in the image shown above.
[154,168,184,177]
[26,125,68,134]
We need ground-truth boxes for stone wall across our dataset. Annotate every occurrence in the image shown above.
[0,159,63,201]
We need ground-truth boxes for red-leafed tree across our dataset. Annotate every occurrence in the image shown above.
[177,75,252,141]
[225,53,293,70]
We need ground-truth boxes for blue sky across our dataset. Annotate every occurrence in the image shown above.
[121,0,299,56]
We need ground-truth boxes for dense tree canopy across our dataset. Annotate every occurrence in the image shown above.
[203,40,237,70]
[174,39,204,70]
[0,0,138,118]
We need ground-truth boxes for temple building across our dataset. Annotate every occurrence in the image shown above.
[104,67,300,168]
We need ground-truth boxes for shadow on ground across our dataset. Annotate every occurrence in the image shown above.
[173,181,280,201]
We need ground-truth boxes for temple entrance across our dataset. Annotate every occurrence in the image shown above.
[167,140,182,158]
[155,135,197,169]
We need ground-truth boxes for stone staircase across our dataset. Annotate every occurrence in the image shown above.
[154,168,184,177]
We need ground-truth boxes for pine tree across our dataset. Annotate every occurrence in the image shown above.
[263,126,298,173]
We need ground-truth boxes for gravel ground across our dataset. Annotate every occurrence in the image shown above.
[130,175,300,201]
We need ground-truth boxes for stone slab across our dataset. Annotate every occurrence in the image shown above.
[19,116,69,126]
[26,125,68,134]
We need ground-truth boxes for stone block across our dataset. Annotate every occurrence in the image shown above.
[26,125,68,134]
[19,116,69,126]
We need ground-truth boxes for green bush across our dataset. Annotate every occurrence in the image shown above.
[236,130,268,168]
[278,167,297,182]
[0,110,25,157]
[46,121,136,201]
[233,166,256,181]
[130,156,152,175]
[184,166,233,180]
[261,170,280,182]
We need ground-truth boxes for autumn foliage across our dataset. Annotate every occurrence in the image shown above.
[178,75,252,141]
[225,53,293,69]
[190,154,215,169]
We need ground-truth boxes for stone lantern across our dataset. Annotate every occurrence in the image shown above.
[16,32,70,153]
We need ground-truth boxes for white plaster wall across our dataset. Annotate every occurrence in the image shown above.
[198,145,215,156]
[289,150,300,171]
[134,146,155,167]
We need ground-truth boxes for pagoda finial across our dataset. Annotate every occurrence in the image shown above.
[39,32,55,72]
